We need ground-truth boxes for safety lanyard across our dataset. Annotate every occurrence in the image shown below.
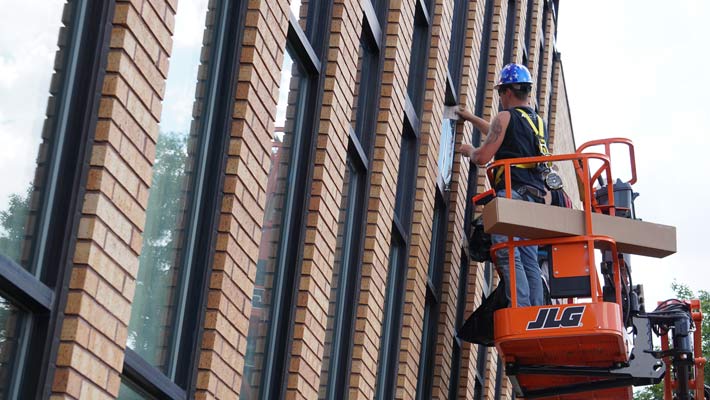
[494,109,551,184]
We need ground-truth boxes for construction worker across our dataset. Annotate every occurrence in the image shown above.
[457,63,546,307]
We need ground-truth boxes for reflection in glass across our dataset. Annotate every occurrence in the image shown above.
[438,118,456,186]
[126,0,211,376]
[0,2,66,271]
[241,48,306,399]
[290,0,310,22]
[0,296,23,398]
[117,379,152,400]
[319,161,357,398]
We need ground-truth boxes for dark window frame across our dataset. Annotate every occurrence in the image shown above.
[415,190,448,400]
[448,0,496,395]
[376,0,434,398]
[321,1,388,398]
[415,0,473,394]
[0,1,115,398]
[503,0,518,65]
[257,3,336,399]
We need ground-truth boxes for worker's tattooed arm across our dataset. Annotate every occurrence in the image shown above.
[485,117,504,145]
[466,111,510,165]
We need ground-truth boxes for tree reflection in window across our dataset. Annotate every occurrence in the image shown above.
[127,131,189,370]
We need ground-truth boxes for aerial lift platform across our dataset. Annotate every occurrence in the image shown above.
[470,138,705,399]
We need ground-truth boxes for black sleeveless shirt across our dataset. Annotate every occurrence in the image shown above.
[493,106,546,192]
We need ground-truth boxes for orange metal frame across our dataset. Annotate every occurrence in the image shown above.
[660,299,706,400]
[481,139,643,399]
[482,138,640,308]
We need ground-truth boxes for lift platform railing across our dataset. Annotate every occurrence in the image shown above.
[484,149,618,308]
[575,138,638,216]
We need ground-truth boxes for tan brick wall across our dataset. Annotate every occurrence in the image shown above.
[51,0,175,398]
[195,0,289,398]
[348,1,414,398]
[40,0,578,398]
[548,58,581,208]
[287,0,362,399]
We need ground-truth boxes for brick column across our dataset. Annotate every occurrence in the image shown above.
[51,0,175,398]
[348,1,415,398]
[396,0,454,398]
[193,0,289,398]
[286,0,363,399]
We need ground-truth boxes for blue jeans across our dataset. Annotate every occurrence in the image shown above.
[491,189,544,307]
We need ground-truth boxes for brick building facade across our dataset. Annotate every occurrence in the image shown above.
[0,0,574,399]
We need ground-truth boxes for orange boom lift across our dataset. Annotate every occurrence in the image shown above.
[467,138,706,399]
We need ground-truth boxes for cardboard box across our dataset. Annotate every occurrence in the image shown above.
[482,197,676,258]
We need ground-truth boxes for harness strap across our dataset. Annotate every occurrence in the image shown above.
[493,109,551,185]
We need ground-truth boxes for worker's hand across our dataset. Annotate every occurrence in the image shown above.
[455,106,476,122]
[461,143,475,159]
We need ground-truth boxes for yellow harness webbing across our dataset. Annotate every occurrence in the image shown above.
[494,109,551,184]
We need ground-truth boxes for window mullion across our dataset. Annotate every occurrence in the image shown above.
[362,0,382,50]
[348,128,369,171]
[288,13,321,75]
[123,349,187,400]
[416,0,431,26]
[392,214,408,242]
[404,95,420,136]
[0,258,53,312]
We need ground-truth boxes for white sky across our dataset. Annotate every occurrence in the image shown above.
[557,0,710,307]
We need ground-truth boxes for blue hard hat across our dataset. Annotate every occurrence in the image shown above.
[494,63,533,89]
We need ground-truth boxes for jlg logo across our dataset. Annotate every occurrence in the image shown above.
[526,306,585,330]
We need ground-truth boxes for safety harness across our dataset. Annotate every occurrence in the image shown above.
[493,108,552,185]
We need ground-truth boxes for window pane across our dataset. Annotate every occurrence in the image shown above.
[319,160,357,398]
[0,1,66,271]
[351,38,378,149]
[437,118,455,186]
[126,0,211,376]
[117,378,153,400]
[0,296,24,398]
[241,47,307,397]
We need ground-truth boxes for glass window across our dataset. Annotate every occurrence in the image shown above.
[241,46,307,397]
[438,118,456,186]
[126,0,211,377]
[351,38,378,148]
[0,2,65,272]
[319,160,358,398]
[117,378,153,400]
[0,296,23,398]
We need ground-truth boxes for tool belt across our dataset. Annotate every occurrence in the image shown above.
[513,184,546,204]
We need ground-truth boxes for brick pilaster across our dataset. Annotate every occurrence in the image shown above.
[51,0,175,398]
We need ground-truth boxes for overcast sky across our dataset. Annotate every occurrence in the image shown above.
[557,0,710,307]
[0,2,63,224]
